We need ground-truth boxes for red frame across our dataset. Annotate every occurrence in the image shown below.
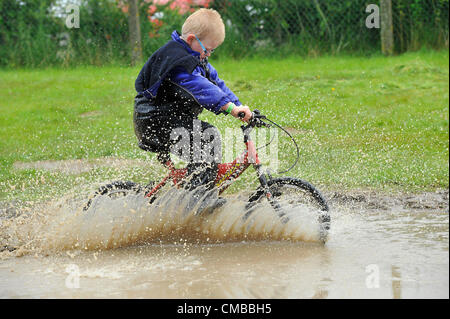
[145,140,260,198]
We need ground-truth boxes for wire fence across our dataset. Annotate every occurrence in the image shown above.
[0,0,448,67]
[213,0,449,56]
[215,0,382,56]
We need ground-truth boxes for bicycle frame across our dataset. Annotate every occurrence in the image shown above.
[144,123,271,200]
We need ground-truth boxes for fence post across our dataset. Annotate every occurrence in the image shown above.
[380,0,394,55]
[128,0,142,65]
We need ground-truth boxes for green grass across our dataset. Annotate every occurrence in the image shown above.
[0,50,448,201]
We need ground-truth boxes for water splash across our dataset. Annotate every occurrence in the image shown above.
[0,186,325,256]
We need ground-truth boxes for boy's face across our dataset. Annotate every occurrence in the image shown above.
[186,34,216,60]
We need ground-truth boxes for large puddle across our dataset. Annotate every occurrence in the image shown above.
[0,188,448,298]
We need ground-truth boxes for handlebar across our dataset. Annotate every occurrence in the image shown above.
[239,109,271,128]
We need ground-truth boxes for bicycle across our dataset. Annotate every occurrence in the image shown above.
[83,110,331,242]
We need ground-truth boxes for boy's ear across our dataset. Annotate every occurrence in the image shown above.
[185,34,195,44]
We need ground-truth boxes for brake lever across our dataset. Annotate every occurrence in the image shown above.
[253,111,271,128]
[240,109,270,128]
[255,118,270,128]
[260,121,271,128]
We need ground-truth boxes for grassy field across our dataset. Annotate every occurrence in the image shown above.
[0,50,448,202]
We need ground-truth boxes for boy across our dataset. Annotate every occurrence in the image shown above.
[134,8,251,191]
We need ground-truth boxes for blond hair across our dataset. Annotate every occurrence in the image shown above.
[181,8,225,47]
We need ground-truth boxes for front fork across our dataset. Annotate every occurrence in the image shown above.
[254,164,289,223]
[242,124,288,223]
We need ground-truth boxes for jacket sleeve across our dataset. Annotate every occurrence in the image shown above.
[170,66,241,114]
[208,64,242,107]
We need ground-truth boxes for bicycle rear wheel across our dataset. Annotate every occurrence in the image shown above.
[248,177,330,241]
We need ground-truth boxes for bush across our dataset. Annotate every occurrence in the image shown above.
[0,0,61,67]
[0,0,448,67]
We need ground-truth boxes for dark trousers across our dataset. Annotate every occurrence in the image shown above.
[134,113,221,190]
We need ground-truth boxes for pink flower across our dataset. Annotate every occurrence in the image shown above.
[148,0,213,16]
[116,0,128,13]
[170,0,191,15]
[153,0,170,5]
[147,4,157,15]
[152,18,164,27]
[193,0,210,8]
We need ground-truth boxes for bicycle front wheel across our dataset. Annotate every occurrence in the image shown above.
[248,177,330,241]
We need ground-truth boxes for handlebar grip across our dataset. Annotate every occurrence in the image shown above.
[238,112,246,119]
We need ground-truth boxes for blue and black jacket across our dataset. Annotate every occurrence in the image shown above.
[135,30,241,119]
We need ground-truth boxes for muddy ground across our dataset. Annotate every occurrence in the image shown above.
[324,189,448,212]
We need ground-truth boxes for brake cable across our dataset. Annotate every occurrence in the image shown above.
[258,116,300,175]
[256,128,276,151]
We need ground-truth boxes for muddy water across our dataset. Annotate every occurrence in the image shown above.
[0,189,448,299]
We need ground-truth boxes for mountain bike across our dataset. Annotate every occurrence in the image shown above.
[83,110,331,242]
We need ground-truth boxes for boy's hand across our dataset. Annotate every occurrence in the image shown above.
[231,105,252,122]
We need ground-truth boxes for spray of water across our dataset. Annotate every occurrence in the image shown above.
[0,186,325,256]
